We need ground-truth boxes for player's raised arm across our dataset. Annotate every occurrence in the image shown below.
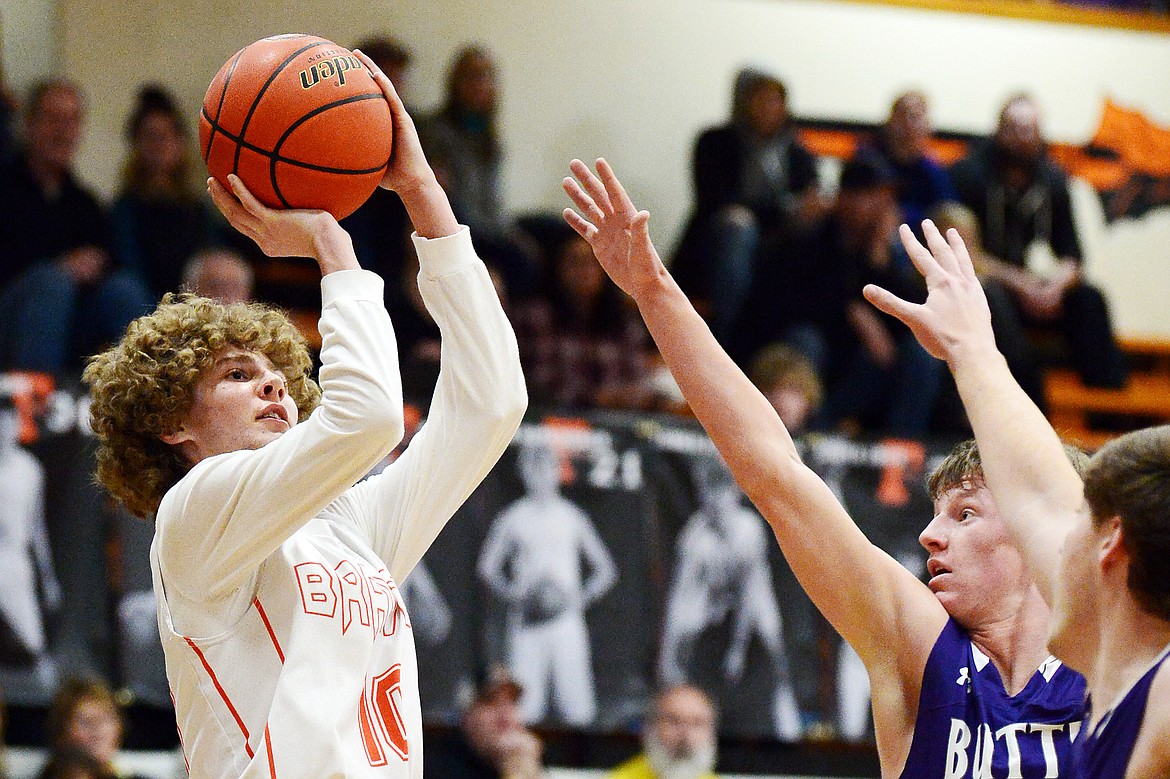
[562,158,944,669]
[864,221,1082,602]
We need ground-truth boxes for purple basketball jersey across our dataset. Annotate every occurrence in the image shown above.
[1071,645,1170,778]
[900,618,1087,778]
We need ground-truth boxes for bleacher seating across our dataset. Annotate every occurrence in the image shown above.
[1045,336,1170,448]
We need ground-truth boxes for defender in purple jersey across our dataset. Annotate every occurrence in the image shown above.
[866,221,1170,777]
[900,618,1084,779]
[560,159,1087,778]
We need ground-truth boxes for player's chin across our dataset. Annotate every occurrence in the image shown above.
[930,586,966,617]
[926,572,954,595]
[250,430,288,449]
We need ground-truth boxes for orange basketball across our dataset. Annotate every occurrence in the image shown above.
[200,34,393,220]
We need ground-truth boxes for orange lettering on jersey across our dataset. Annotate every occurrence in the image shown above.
[294,562,336,617]
[336,560,373,635]
[370,665,409,762]
[358,688,388,766]
[294,559,410,639]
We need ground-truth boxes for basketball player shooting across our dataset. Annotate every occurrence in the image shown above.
[562,159,1086,777]
[83,52,526,778]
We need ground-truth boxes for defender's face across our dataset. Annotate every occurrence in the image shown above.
[163,348,298,465]
[920,482,1033,627]
[1048,501,1101,673]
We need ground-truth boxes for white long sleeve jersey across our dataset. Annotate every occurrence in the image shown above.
[150,229,526,779]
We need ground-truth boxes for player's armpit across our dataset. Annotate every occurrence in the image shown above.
[748,460,948,668]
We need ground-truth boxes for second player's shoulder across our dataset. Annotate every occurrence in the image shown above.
[1129,654,1170,776]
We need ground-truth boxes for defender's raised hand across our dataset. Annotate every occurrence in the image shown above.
[562,158,665,302]
[862,219,996,363]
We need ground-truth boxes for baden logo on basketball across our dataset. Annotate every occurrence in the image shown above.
[299,55,362,90]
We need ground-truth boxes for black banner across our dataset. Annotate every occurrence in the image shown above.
[3,379,955,745]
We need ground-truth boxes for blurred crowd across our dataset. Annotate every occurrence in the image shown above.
[0,35,1131,433]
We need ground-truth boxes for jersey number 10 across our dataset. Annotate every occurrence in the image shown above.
[359,664,410,765]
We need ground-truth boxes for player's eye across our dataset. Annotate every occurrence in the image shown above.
[960,509,974,521]
[227,368,249,381]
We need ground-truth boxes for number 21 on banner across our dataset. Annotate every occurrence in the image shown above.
[359,664,409,765]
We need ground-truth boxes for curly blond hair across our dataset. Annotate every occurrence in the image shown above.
[84,294,321,518]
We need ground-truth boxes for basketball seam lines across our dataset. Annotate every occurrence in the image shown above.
[204,49,245,163]
[200,104,389,175]
[270,93,389,208]
[232,40,333,175]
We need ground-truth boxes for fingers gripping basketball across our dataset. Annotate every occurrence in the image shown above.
[200,34,394,220]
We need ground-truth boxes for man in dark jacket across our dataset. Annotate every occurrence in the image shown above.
[949,94,1127,406]
[672,69,828,346]
[424,666,546,779]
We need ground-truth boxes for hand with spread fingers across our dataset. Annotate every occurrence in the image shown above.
[561,158,665,303]
[862,219,996,364]
[208,175,357,275]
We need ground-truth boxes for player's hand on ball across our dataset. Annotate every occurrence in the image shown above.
[209,174,339,260]
[353,49,433,198]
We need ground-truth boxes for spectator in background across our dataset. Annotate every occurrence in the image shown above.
[748,344,822,435]
[949,93,1127,407]
[861,91,957,231]
[111,85,219,302]
[819,153,941,436]
[513,234,658,410]
[609,685,718,779]
[341,35,414,294]
[742,152,941,437]
[0,79,151,374]
[671,68,828,345]
[419,46,539,296]
[46,678,148,779]
[423,666,546,779]
[35,748,115,779]
[180,247,254,304]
